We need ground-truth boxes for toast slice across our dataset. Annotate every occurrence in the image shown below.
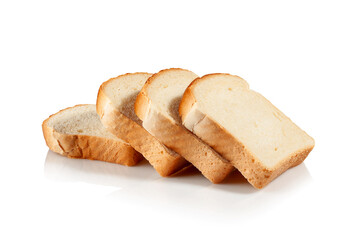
[96,72,189,177]
[135,68,234,183]
[42,104,142,166]
[179,73,315,189]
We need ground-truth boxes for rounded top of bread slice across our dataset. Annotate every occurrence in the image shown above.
[44,104,119,140]
[99,72,153,124]
[180,73,314,169]
[135,68,198,122]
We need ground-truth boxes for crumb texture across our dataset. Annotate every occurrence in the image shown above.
[46,105,118,139]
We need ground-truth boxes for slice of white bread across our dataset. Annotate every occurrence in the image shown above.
[179,73,315,189]
[135,68,234,183]
[96,72,189,177]
[42,104,142,166]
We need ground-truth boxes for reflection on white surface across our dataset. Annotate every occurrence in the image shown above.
[44,150,158,186]
[44,150,313,219]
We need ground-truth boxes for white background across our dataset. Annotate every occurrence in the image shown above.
[1,1,359,239]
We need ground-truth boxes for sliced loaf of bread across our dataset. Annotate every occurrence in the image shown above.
[135,68,234,183]
[96,72,189,177]
[42,104,142,166]
[179,73,315,188]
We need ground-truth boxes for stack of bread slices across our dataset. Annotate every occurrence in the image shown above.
[43,68,314,189]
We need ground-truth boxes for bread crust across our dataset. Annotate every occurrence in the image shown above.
[42,105,142,166]
[97,74,189,177]
[134,91,149,121]
[135,69,234,183]
[180,75,314,189]
[135,68,190,121]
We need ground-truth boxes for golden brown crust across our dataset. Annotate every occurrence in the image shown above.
[141,108,234,183]
[178,81,197,123]
[179,75,314,188]
[42,105,142,166]
[134,91,149,121]
[135,68,234,183]
[97,74,190,177]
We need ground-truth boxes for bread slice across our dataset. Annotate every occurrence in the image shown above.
[134,68,234,183]
[179,73,315,189]
[96,72,189,177]
[42,104,142,166]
